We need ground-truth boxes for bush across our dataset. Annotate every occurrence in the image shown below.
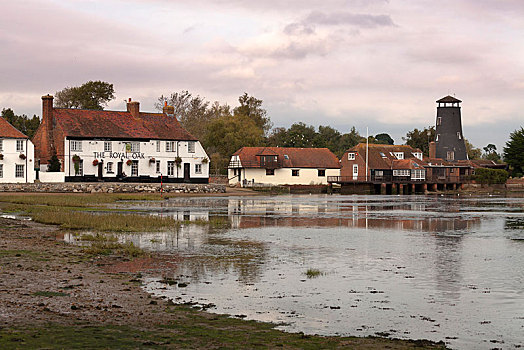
[473,168,509,185]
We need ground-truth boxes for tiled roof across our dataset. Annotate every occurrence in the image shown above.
[233,147,340,168]
[53,108,197,140]
[0,117,28,139]
[392,159,426,170]
[436,95,462,103]
[348,143,423,169]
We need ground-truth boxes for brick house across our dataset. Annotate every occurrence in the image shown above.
[32,95,209,183]
[228,147,340,187]
[0,117,36,183]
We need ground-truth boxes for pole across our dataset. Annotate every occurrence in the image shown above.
[366,127,369,182]
[160,173,163,197]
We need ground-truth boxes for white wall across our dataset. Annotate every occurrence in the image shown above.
[228,167,340,186]
[39,172,65,183]
[63,139,209,179]
[0,138,36,183]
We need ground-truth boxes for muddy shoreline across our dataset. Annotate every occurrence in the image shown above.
[0,211,447,348]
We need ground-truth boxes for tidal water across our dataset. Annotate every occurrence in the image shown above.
[71,195,524,349]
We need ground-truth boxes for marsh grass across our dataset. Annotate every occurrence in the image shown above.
[305,268,323,278]
[0,193,164,208]
[33,291,69,297]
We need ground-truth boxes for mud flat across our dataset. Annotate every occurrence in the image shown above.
[0,215,447,349]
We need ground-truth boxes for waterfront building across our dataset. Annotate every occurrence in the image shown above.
[228,147,340,187]
[32,95,209,183]
[0,117,36,183]
[434,95,468,161]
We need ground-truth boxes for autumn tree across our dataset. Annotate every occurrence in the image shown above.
[503,127,524,176]
[403,127,435,156]
[234,93,272,135]
[1,108,40,138]
[55,81,115,110]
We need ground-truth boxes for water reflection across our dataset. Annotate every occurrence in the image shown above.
[83,195,524,349]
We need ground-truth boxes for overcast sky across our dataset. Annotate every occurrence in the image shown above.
[1,0,523,150]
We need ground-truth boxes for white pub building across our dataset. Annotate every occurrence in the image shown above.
[33,95,209,183]
[0,117,36,183]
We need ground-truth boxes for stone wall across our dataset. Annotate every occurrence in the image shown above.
[0,182,226,194]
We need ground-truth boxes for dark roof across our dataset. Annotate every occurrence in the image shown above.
[347,144,424,169]
[436,95,462,103]
[53,108,197,140]
[0,117,28,139]
[233,147,340,168]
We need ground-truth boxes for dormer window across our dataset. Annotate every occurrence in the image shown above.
[394,152,404,159]
[348,153,356,160]
[413,152,423,160]
[284,155,289,160]
[380,152,386,158]
[457,132,462,139]
[436,134,440,142]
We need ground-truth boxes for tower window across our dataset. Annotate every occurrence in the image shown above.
[457,132,462,139]
[437,117,441,125]
[436,134,440,142]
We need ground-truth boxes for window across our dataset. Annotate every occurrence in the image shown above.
[166,141,175,152]
[292,169,299,176]
[437,117,441,125]
[0,140,3,152]
[104,141,112,152]
[75,161,83,176]
[15,164,24,178]
[393,169,410,177]
[411,169,425,180]
[195,164,202,174]
[156,160,161,173]
[394,152,404,159]
[413,152,423,160]
[167,161,175,176]
[447,151,455,161]
[266,169,275,176]
[380,152,386,158]
[106,162,113,173]
[318,169,326,177]
[188,141,195,153]
[284,155,289,159]
[348,153,356,160]
[0,164,3,178]
[436,134,440,142]
[70,140,82,152]
[131,142,140,152]
[457,132,462,139]
[131,160,138,176]
[156,141,161,152]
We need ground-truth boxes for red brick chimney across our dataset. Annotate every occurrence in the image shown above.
[42,94,54,133]
[429,141,436,158]
[163,101,175,116]
[127,98,140,119]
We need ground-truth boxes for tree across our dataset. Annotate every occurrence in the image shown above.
[465,139,482,160]
[203,114,264,174]
[233,93,272,135]
[374,133,394,145]
[47,153,62,172]
[403,126,435,156]
[482,143,502,163]
[1,108,40,138]
[155,91,214,140]
[503,127,524,177]
[55,81,115,110]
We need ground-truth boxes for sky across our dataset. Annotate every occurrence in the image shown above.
[1,0,523,151]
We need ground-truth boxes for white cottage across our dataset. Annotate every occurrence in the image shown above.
[32,95,209,183]
[228,147,340,187]
[0,117,36,183]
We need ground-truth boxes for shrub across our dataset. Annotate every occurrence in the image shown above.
[473,168,509,185]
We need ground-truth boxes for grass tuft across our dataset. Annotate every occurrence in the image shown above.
[305,268,323,278]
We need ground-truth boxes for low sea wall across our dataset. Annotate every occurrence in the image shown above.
[0,182,226,194]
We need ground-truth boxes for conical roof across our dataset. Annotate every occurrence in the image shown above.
[436,95,461,103]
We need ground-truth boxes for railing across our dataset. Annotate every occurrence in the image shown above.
[328,175,471,184]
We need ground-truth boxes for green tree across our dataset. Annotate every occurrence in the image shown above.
[203,114,264,174]
[233,93,272,135]
[482,143,502,163]
[47,153,62,172]
[403,127,435,156]
[374,133,394,145]
[1,108,41,138]
[55,81,115,110]
[465,139,482,160]
[503,127,524,176]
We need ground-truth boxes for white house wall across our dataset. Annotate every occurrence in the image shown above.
[63,139,209,179]
[228,167,340,186]
[0,138,36,183]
